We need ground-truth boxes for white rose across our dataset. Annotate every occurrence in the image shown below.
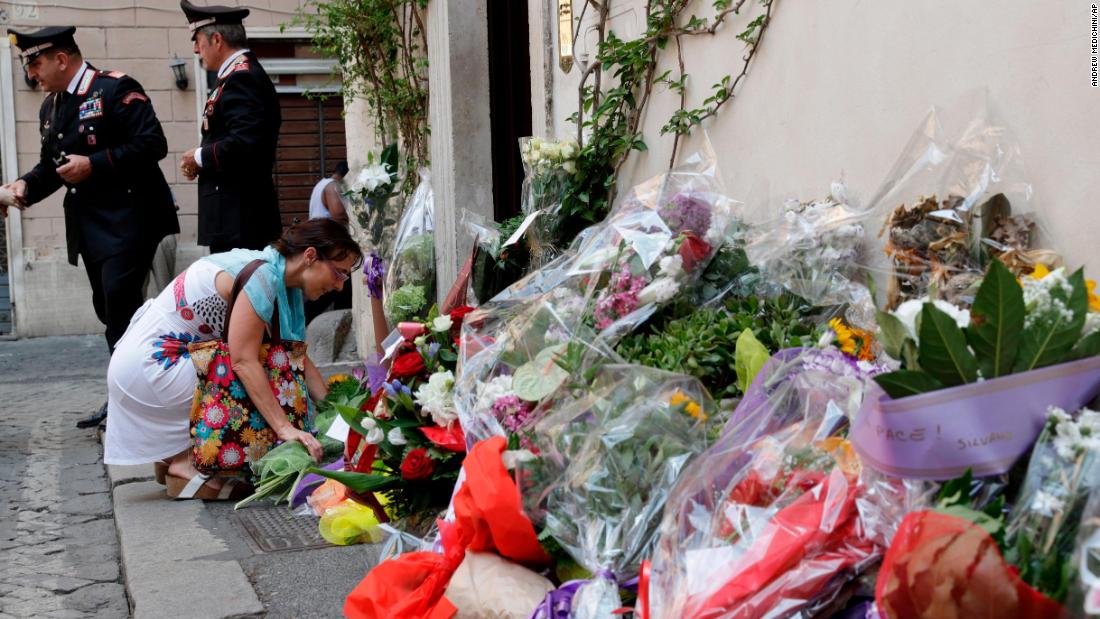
[892,298,970,340]
[387,427,407,445]
[562,161,576,174]
[560,142,576,159]
[432,315,453,332]
[362,417,384,445]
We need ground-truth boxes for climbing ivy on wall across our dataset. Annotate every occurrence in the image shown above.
[557,0,775,244]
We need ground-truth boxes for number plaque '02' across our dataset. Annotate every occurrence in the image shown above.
[557,0,574,73]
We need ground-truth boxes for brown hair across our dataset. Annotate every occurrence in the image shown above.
[272,219,363,269]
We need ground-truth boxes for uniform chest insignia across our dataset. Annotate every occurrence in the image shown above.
[78,97,104,120]
[206,85,223,104]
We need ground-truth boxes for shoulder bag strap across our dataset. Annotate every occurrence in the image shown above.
[225,259,277,341]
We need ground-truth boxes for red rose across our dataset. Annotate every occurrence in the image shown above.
[399,448,435,480]
[678,232,712,272]
[390,351,426,380]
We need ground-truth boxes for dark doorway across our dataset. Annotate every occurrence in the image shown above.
[487,0,533,222]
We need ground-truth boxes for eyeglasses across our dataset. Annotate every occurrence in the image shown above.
[324,260,350,282]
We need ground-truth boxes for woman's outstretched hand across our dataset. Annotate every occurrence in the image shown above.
[277,425,323,462]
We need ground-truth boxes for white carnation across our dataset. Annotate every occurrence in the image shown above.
[891,298,970,341]
[415,370,457,426]
[474,374,514,413]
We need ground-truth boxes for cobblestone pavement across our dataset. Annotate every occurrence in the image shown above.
[0,335,129,618]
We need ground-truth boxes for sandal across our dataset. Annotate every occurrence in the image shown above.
[165,472,250,501]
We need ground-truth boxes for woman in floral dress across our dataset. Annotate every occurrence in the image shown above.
[103,219,362,499]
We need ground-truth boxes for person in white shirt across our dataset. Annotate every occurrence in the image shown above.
[308,160,350,225]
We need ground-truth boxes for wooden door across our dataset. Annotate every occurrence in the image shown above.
[273,94,347,227]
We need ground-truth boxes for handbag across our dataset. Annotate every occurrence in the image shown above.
[187,259,312,475]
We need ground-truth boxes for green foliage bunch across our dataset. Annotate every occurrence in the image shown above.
[560,0,775,244]
[295,0,429,197]
[616,294,819,399]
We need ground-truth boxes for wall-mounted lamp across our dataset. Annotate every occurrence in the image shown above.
[169,55,188,90]
[557,0,574,73]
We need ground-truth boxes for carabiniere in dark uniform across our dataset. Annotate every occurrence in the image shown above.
[181,0,283,253]
[7,26,178,428]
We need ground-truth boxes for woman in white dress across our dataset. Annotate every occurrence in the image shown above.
[104,219,362,499]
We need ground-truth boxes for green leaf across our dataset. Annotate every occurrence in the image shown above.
[306,468,400,494]
[1014,268,1088,372]
[917,303,979,386]
[1072,329,1100,360]
[966,260,1025,378]
[873,370,945,398]
[876,309,911,362]
[734,329,770,394]
[333,402,372,437]
[513,344,569,402]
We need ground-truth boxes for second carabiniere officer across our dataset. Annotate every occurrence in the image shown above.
[178,0,282,253]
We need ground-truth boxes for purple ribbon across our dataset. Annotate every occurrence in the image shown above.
[289,457,345,508]
[851,355,1100,480]
[364,252,385,299]
[528,570,639,619]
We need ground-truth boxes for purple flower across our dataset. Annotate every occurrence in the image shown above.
[593,264,647,329]
[660,193,712,236]
[363,252,385,300]
[383,379,412,398]
[364,354,388,395]
[492,395,535,432]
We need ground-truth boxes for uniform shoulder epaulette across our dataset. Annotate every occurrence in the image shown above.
[227,62,251,75]
[98,70,127,79]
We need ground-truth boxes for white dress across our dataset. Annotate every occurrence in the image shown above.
[104,260,228,464]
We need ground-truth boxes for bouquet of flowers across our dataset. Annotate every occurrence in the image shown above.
[383,169,436,326]
[1005,406,1100,602]
[347,143,401,252]
[860,99,1060,310]
[743,183,874,322]
[850,257,1100,480]
[519,365,718,618]
[311,306,473,523]
[518,136,579,269]
[453,150,736,447]
[646,347,887,619]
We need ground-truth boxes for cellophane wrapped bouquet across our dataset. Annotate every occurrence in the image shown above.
[859,97,1060,310]
[520,365,718,618]
[384,169,436,325]
[646,347,891,619]
[454,150,736,447]
[519,136,580,270]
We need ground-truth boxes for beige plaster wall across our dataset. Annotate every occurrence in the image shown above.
[1,0,306,337]
[541,0,1100,275]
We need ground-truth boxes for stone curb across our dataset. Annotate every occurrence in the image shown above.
[109,474,264,619]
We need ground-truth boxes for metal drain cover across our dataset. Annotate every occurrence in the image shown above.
[234,505,332,553]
